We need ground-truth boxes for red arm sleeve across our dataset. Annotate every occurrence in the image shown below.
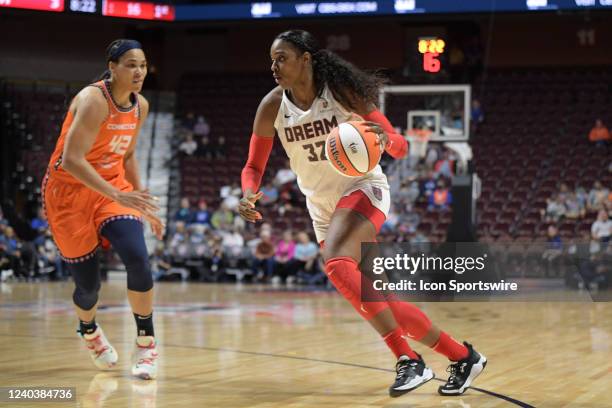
[241,133,274,194]
[362,109,408,159]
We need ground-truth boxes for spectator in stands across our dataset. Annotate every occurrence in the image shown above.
[182,111,196,131]
[273,160,297,187]
[424,144,439,170]
[150,243,171,281]
[30,207,49,247]
[273,230,296,284]
[434,150,454,179]
[206,236,225,281]
[565,191,585,219]
[220,226,244,252]
[191,199,212,231]
[251,230,275,282]
[36,229,64,280]
[471,99,484,134]
[395,180,419,208]
[0,225,24,278]
[0,242,13,281]
[543,194,566,223]
[575,185,589,210]
[558,183,571,201]
[174,197,194,223]
[397,210,421,236]
[169,221,188,250]
[294,232,324,285]
[1,226,20,256]
[588,181,610,212]
[220,182,241,211]
[429,180,452,211]
[197,136,212,159]
[178,132,197,156]
[211,203,234,230]
[30,207,48,234]
[259,182,279,206]
[421,170,437,201]
[588,119,610,147]
[542,225,563,277]
[193,115,211,138]
[591,210,611,248]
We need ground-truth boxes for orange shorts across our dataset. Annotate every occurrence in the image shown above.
[42,173,141,262]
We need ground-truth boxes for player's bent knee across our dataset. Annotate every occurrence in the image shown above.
[73,287,99,310]
[325,257,389,320]
[125,251,153,292]
[67,255,101,310]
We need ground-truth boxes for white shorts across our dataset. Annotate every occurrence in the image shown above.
[306,176,391,243]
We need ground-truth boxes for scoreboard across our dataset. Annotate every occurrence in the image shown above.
[0,0,175,20]
[1,0,611,21]
[0,0,64,12]
[101,0,174,21]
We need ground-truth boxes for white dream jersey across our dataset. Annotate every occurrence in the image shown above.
[274,86,387,204]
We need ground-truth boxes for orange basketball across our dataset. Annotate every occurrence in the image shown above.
[325,121,383,177]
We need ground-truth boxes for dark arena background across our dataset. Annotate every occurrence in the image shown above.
[1,1,611,407]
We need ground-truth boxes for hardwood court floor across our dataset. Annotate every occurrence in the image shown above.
[0,281,611,408]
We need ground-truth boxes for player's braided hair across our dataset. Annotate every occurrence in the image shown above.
[275,30,387,110]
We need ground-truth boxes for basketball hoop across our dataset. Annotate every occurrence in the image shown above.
[406,129,431,158]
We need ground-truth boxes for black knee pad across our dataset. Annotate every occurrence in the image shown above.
[125,249,153,292]
[67,253,101,311]
[100,218,153,292]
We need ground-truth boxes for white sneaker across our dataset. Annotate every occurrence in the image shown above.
[80,326,118,370]
[132,336,158,380]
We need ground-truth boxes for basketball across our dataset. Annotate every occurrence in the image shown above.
[325,121,383,177]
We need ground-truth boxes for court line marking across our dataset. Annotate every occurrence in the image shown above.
[0,332,534,407]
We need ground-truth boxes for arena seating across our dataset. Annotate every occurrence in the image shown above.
[3,66,610,242]
[175,67,610,241]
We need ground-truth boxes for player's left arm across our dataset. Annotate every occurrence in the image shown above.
[124,94,150,191]
[348,94,408,160]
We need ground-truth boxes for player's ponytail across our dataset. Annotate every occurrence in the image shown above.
[275,30,387,110]
[94,70,112,81]
[93,38,143,82]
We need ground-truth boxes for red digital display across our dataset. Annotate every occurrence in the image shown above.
[418,38,445,74]
[0,0,64,12]
[102,0,174,20]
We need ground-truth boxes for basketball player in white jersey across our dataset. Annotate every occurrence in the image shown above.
[239,30,486,397]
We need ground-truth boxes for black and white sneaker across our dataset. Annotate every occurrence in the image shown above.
[438,342,487,395]
[389,354,435,398]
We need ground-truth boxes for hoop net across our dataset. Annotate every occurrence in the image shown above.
[406,129,431,158]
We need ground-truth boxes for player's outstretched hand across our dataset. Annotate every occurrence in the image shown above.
[143,212,165,240]
[363,121,389,150]
[238,191,263,223]
[115,190,160,216]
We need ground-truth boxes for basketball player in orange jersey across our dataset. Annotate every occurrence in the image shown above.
[239,30,486,397]
[43,39,162,379]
